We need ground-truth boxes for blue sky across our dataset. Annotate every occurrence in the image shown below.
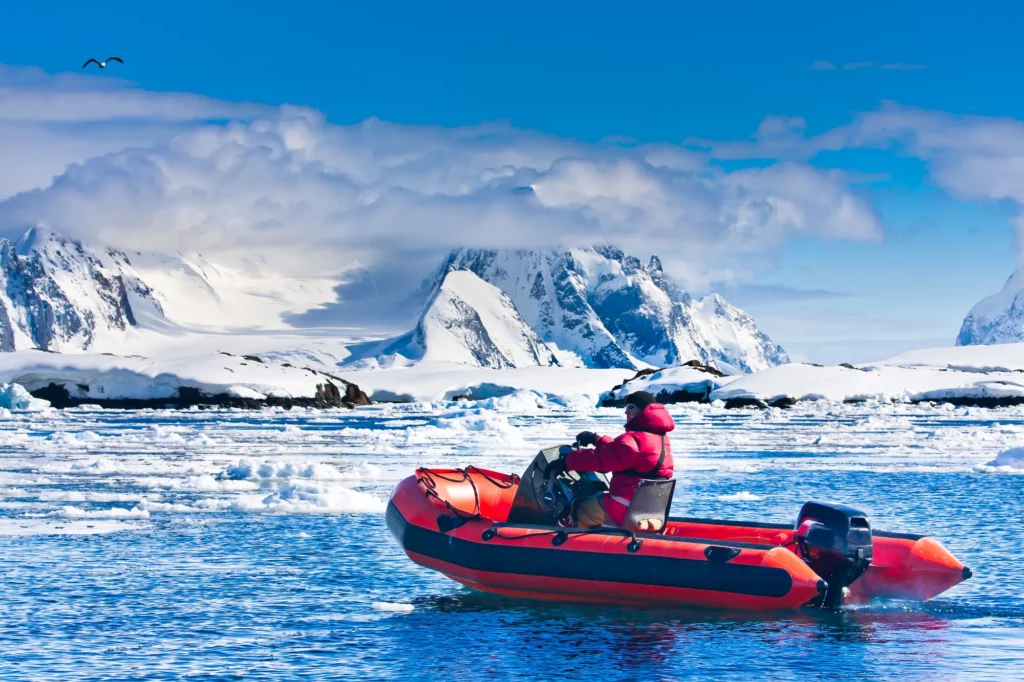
[2,1,1023,361]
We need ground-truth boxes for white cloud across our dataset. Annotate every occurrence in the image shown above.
[692,101,1024,257]
[0,64,884,290]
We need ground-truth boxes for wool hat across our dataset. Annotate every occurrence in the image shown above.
[623,391,656,409]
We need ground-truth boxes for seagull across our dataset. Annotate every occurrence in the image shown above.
[82,56,124,69]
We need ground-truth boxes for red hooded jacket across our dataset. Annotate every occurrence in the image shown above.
[565,403,675,525]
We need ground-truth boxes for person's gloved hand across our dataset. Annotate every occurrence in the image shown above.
[544,458,568,478]
[575,431,598,448]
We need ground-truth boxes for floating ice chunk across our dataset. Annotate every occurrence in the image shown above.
[218,458,378,482]
[0,383,50,411]
[47,431,103,445]
[227,385,267,400]
[70,459,120,474]
[717,491,762,502]
[468,390,549,413]
[372,602,415,613]
[232,480,386,514]
[185,474,260,491]
[977,447,1024,473]
[47,505,151,519]
[297,531,312,538]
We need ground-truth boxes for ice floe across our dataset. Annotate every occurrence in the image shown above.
[977,447,1024,473]
[0,383,50,411]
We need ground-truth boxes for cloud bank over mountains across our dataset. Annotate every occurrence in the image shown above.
[7,62,1024,332]
[0,64,885,292]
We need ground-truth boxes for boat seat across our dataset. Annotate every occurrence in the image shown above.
[622,479,676,534]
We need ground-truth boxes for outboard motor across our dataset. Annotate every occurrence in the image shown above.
[794,502,873,607]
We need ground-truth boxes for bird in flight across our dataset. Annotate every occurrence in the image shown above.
[82,57,124,69]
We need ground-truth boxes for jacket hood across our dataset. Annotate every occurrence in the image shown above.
[625,403,674,435]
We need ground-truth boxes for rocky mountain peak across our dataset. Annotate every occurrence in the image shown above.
[433,246,788,372]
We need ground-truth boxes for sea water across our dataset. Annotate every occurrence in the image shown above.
[1,399,1022,680]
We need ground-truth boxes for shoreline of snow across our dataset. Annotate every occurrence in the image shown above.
[344,362,633,406]
[0,351,369,409]
[7,343,1024,411]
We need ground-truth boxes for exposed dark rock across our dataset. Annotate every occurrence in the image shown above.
[722,397,770,409]
[911,396,1024,408]
[839,363,856,369]
[30,377,373,410]
[242,355,264,363]
[306,368,372,406]
[679,359,727,377]
[599,361,725,407]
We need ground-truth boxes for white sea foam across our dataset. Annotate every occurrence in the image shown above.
[717,491,763,502]
[0,519,141,535]
[371,602,415,613]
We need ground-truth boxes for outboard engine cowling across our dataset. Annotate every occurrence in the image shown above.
[795,502,873,607]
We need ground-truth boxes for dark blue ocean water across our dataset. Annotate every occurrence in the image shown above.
[1,405,1022,680]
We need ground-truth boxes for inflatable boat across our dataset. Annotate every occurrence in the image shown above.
[386,446,972,610]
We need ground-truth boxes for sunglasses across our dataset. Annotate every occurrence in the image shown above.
[625,404,638,411]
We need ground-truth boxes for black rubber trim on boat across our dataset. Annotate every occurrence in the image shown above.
[386,503,794,598]
[489,522,772,551]
[673,516,927,542]
[963,566,973,580]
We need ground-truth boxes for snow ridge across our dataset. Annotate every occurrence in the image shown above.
[343,270,560,369]
[435,246,788,372]
[957,269,1024,346]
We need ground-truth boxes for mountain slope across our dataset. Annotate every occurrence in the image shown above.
[0,227,162,352]
[0,227,344,353]
[957,270,1024,346]
[436,246,788,372]
[342,270,560,369]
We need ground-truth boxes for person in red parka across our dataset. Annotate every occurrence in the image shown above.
[545,390,674,529]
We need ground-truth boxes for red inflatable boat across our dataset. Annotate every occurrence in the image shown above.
[386,447,971,610]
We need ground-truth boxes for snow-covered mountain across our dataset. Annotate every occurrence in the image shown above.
[957,269,1024,346]
[0,227,342,353]
[0,227,163,352]
[432,247,788,372]
[342,270,559,369]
